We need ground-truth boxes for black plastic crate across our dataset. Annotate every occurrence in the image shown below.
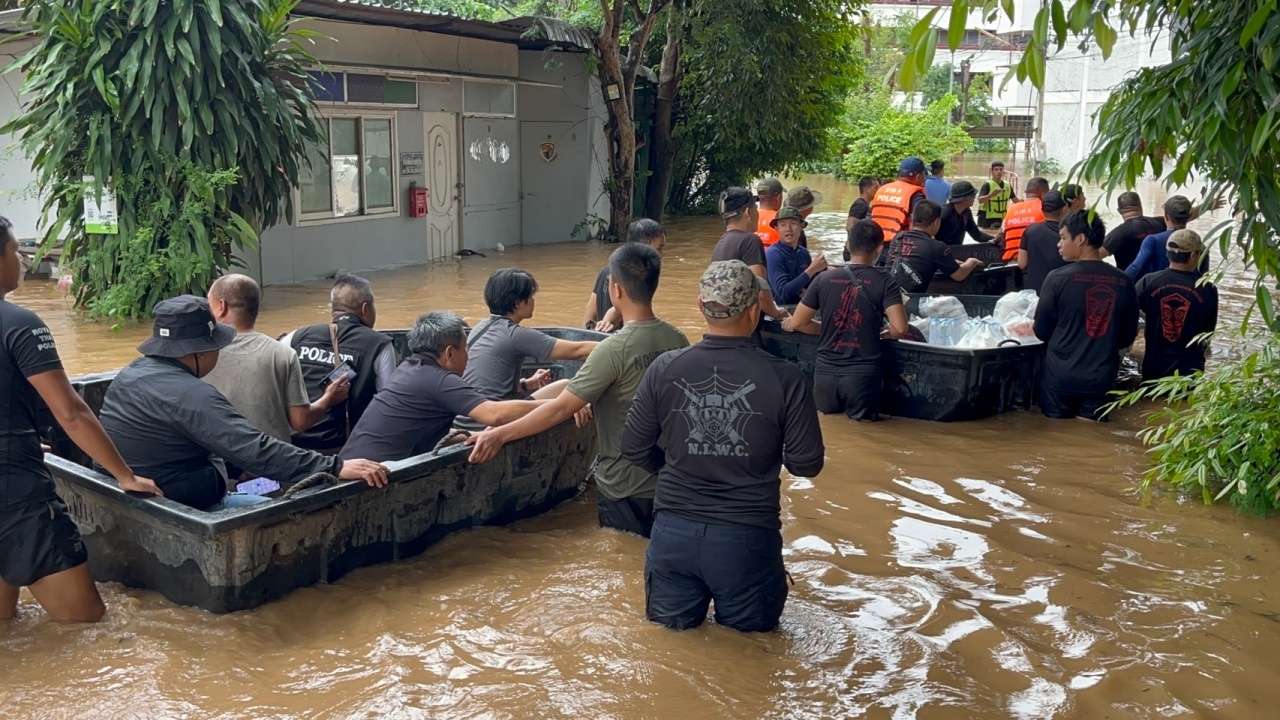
[927,263,1023,296]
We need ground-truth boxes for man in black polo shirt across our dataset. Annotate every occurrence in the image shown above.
[1034,210,1139,421]
[935,180,987,246]
[281,275,396,452]
[621,260,825,633]
[711,187,788,321]
[885,200,983,294]
[1017,189,1068,293]
[341,311,547,462]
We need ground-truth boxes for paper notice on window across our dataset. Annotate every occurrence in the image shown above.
[82,176,119,235]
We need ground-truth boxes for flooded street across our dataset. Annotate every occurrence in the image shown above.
[2,174,1278,719]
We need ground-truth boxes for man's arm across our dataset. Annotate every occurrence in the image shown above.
[28,370,162,496]
[965,211,985,243]
[549,339,598,361]
[620,362,666,475]
[782,301,820,334]
[1017,248,1030,271]
[779,367,824,478]
[373,344,397,391]
[885,303,909,339]
[596,306,622,333]
[1033,278,1058,342]
[287,354,348,432]
[1118,284,1140,348]
[748,264,789,320]
[949,257,981,281]
[977,182,993,203]
[467,390,587,463]
[468,398,547,428]
[185,389,342,484]
[582,293,598,328]
[1125,238,1155,280]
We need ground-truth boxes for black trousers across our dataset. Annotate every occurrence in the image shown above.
[1039,386,1109,421]
[597,495,655,538]
[814,370,883,421]
[644,512,787,633]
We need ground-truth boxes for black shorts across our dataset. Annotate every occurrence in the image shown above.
[1040,387,1109,421]
[0,498,88,587]
[814,370,883,421]
[597,495,655,538]
[644,513,788,633]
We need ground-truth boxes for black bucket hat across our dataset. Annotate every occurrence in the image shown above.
[948,180,978,202]
[138,295,237,358]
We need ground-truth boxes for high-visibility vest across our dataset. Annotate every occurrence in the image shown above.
[980,180,1013,219]
[1001,198,1044,261]
[870,180,925,243]
[757,209,780,246]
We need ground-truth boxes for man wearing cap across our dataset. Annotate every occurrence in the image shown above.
[785,185,823,249]
[1101,192,1220,270]
[1134,229,1218,380]
[935,180,987,246]
[869,157,929,248]
[0,216,161,623]
[765,207,828,305]
[711,187,789,321]
[621,260,824,633]
[998,177,1049,262]
[886,200,983,294]
[1017,189,1069,293]
[755,178,786,246]
[99,296,390,511]
[925,160,951,204]
[1126,195,1196,282]
[977,160,1018,229]
[1034,210,1139,421]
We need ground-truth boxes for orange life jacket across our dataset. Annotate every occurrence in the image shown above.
[870,180,925,243]
[1001,198,1045,261]
[756,209,780,246]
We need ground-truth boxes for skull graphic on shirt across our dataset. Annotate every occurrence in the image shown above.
[1159,293,1192,343]
[1084,284,1117,339]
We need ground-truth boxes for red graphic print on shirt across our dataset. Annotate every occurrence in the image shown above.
[830,283,864,350]
[1084,284,1117,339]
[1159,293,1192,343]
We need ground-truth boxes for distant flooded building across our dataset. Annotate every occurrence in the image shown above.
[0,1,609,285]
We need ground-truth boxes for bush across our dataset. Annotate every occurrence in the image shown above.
[836,92,973,181]
[1108,336,1280,515]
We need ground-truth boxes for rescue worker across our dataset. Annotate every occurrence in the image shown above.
[755,178,785,246]
[977,160,1018,229]
[999,177,1050,262]
[869,157,929,250]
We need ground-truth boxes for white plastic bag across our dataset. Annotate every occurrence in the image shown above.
[918,295,968,320]
[1001,313,1037,341]
[993,290,1039,322]
[910,316,932,342]
[956,319,1008,349]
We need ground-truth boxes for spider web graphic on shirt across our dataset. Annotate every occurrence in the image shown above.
[671,369,759,453]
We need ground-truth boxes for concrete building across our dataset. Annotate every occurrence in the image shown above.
[869,0,1172,171]
[0,0,609,285]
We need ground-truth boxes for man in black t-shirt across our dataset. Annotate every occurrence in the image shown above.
[885,200,983,293]
[845,176,879,231]
[1100,192,1166,270]
[1018,190,1069,293]
[935,180,988,246]
[711,186,788,320]
[621,260,824,633]
[1034,210,1139,421]
[583,218,667,333]
[0,217,162,623]
[1134,230,1219,380]
[784,220,909,421]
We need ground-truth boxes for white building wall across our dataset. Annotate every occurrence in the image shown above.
[0,36,45,241]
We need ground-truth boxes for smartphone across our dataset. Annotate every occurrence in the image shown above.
[326,361,355,386]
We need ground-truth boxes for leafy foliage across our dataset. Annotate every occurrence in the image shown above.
[920,62,1010,152]
[836,93,973,181]
[3,0,325,318]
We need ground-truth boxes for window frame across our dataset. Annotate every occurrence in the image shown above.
[299,110,399,226]
[463,79,518,119]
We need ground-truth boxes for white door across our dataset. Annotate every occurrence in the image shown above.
[423,112,460,260]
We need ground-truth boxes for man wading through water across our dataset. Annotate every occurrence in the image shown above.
[467,243,689,537]
[622,260,824,632]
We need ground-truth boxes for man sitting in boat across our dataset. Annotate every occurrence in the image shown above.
[280,275,396,453]
[459,268,597,428]
[885,200,983,294]
[340,311,548,462]
[621,260,825,633]
[782,219,909,422]
[466,242,690,538]
[98,296,390,511]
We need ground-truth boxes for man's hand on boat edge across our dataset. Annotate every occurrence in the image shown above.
[118,474,164,497]
[339,459,390,488]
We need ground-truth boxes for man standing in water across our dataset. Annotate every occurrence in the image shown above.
[583,218,667,333]
[467,243,688,537]
[712,187,789,321]
[1034,210,1139,421]
[977,160,1017,229]
[622,260,824,632]
[1017,190,1069,293]
[0,217,162,623]
[869,157,929,246]
[998,176,1049,262]
[1134,229,1218,380]
[755,177,785,246]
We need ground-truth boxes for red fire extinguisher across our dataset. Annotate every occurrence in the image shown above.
[408,183,429,218]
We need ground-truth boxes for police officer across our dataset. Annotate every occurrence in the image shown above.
[621,260,825,633]
[281,275,396,452]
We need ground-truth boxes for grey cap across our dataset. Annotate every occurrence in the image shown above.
[757,177,785,197]
[1164,195,1193,223]
[700,260,759,319]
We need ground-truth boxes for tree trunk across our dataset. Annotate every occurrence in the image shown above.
[643,3,686,221]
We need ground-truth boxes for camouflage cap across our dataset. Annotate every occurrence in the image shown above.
[699,260,759,319]
[769,205,808,228]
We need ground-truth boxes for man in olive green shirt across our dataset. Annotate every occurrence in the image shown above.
[467,243,688,537]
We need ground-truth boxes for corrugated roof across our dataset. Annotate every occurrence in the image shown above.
[294,0,592,52]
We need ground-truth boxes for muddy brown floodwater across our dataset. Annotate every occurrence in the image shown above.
[2,174,1278,719]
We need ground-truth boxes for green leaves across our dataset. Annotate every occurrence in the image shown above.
[1241,0,1275,48]
[948,0,969,50]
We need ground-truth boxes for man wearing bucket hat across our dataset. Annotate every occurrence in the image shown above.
[765,206,828,305]
[1134,229,1218,380]
[99,295,390,511]
[622,260,824,633]
[784,185,823,249]
[935,180,987,246]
